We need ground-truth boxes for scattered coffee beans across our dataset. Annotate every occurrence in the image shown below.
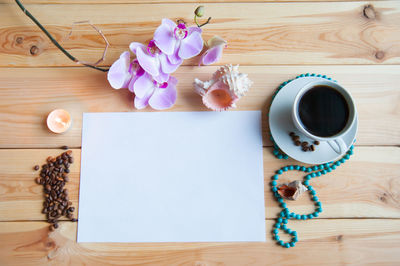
[34,165,40,171]
[34,150,77,231]
[61,145,69,150]
[289,132,317,152]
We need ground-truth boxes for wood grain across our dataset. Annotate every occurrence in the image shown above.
[1,219,400,265]
[0,65,399,148]
[1,147,399,221]
[0,0,391,3]
[1,2,399,67]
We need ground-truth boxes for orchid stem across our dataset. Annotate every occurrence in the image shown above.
[194,15,212,28]
[14,0,108,72]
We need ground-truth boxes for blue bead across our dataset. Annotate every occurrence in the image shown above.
[313,212,319,217]
[272,187,277,192]
[283,167,288,172]
[272,175,279,180]
[293,236,298,242]
[278,198,284,203]
[290,242,295,247]
[322,75,327,78]
[277,170,283,174]
[316,172,321,177]
[307,214,313,219]
[316,207,322,212]
[301,166,306,171]
[271,181,277,186]
[349,150,354,155]
[311,73,316,76]
[275,223,281,229]
[295,214,301,220]
[300,74,305,77]
[277,154,283,159]
[305,176,311,181]
[321,170,327,174]
[295,165,300,170]
[307,185,313,190]
[277,217,283,223]
[291,231,297,236]
[273,229,278,234]
[286,229,292,234]
[305,73,310,76]
[319,165,324,170]
[312,196,319,201]
[273,150,278,155]
[312,166,318,171]
[278,240,284,246]
[274,235,280,240]
[316,201,322,206]
[301,215,306,220]
[283,219,288,224]
[284,243,290,248]
[327,168,332,172]
[288,165,294,170]
[290,212,296,218]
[310,190,316,195]
[303,180,309,186]
[335,161,341,166]
[306,168,312,173]
[340,159,345,163]
[281,203,287,208]
[331,165,337,170]
[311,173,316,177]
[281,224,287,230]
[283,155,289,159]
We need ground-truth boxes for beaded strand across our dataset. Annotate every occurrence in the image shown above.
[268,73,353,248]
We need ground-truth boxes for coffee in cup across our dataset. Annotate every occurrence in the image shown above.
[292,80,356,154]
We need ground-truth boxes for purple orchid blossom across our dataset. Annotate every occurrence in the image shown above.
[130,41,180,84]
[134,75,178,110]
[154,18,204,64]
[107,51,145,91]
[200,36,227,65]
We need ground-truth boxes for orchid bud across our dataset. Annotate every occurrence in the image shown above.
[195,6,205,17]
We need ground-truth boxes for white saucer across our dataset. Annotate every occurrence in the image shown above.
[269,77,358,165]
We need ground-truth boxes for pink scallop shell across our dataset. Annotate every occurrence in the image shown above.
[201,81,239,111]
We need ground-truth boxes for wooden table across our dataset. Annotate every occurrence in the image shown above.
[1,0,400,265]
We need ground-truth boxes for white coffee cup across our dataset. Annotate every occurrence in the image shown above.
[292,80,357,154]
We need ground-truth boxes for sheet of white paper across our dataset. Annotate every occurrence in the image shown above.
[78,111,265,242]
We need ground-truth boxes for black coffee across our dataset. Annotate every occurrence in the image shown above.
[298,85,349,137]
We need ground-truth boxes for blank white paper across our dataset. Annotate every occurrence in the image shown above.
[78,111,265,242]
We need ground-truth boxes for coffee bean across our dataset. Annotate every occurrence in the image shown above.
[61,145,69,150]
[66,213,73,219]
[53,223,59,229]
[62,154,68,160]
[68,207,75,212]
[302,146,308,152]
[64,168,70,173]
[68,157,74,164]
[34,165,40,171]
[68,201,72,206]
[47,156,53,162]
[42,208,47,214]
[71,218,77,222]
[49,225,55,231]
[63,176,69,182]
[66,150,72,156]
[310,145,315,151]
[34,177,41,184]
[293,140,300,146]
[301,141,308,147]
[51,211,57,217]
[289,132,295,137]
[293,136,300,141]
[314,141,320,145]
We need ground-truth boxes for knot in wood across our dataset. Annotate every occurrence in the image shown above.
[30,45,39,55]
[375,51,385,60]
[363,5,376,19]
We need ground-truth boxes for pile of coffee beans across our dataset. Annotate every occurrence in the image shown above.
[289,132,319,152]
[34,149,77,231]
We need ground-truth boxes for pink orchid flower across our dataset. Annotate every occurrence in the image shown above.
[107,51,145,91]
[130,40,180,83]
[200,36,227,65]
[154,18,204,64]
[134,75,178,110]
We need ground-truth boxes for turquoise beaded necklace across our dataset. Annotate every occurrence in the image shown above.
[268,73,355,248]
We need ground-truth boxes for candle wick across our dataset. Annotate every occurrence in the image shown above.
[55,117,67,127]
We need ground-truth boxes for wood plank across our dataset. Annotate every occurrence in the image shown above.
[1,2,399,66]
[0,219,400,265]
[0,0,391,3]
[0,147,399,221]
[0,65,399,148]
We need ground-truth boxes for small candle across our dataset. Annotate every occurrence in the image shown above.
[47,109,72,134]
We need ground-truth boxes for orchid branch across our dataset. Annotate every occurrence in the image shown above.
[14,0,109,72]
[194,6,212,28]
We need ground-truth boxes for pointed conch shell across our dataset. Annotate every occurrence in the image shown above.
[277,180,308,201]
[194,64,253,111]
